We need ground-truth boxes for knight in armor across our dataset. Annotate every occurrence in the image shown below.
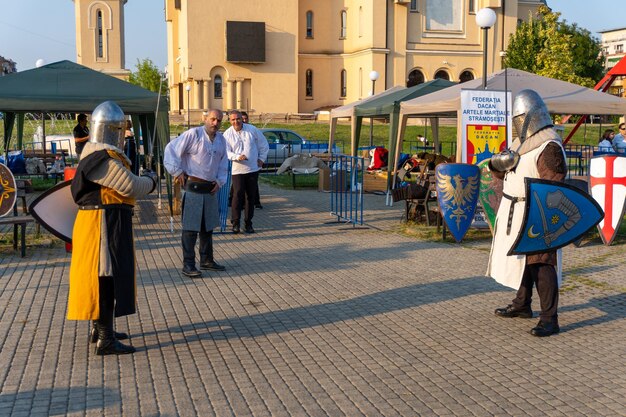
[68,101,156,355]
[486,89,567,337]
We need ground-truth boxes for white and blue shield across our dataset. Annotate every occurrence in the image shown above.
[435,163,480,242]
[509,178,604,255]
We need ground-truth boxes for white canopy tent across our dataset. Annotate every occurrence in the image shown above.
[328,86,405,153]
[394,68,626,171]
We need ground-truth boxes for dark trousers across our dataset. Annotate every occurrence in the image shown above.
[512,263,559,324]
[231,171,259,226]
[181,211,214,268]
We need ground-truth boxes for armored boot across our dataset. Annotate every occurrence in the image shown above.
[90,321,129,343]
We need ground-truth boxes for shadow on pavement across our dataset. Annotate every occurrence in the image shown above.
[142,276,498,348]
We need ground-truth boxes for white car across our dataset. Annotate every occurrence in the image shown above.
[260,128,339,166]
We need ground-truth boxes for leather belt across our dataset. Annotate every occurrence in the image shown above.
[79,204,133,212]
[503,193,525,235]
[185,179,217,194]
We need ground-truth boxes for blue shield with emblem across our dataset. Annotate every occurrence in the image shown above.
[509,178,604,255]
[435,163,481,242]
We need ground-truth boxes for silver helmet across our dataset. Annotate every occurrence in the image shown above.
[89,101,126,149]
[512,89,553,142]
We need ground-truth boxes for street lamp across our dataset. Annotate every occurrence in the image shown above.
[476,7,497,90]
[369,70,380,146]
[185,84,191,129]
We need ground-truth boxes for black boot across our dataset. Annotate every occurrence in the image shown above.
[90,321,129,343]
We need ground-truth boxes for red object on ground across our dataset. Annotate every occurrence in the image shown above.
[64,167,77,181]
[63,167,76,252]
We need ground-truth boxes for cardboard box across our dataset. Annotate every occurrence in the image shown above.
[330,169,349,192]
[363,170,389,193]
[318,167,331,191]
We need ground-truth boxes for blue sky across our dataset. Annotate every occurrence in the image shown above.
[0,1,620,72]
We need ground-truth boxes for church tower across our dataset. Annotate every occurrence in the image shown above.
[73,0,130,79]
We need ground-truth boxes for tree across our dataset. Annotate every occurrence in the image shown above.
[128,58,167,95]
[504,6,604,88]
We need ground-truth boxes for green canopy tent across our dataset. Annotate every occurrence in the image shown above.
[0,60,169,166]
[350,78,456,190]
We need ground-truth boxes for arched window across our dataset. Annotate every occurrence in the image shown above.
[434,70,450,81]
[340,10,347,39]
[305,69,313,97]
[214,75,222,98]
[96,10,104,58]
[306,11,313,38]
[459,70,474,83]
[407,69,425,87]
[340,69,347,98]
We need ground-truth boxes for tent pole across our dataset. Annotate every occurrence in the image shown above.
[41,112,46,153]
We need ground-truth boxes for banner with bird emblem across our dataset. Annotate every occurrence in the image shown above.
[435,163,480,242]
[477,159,503,234]
[0,163,17,217]
[509,178,604,255]
[589,155,626,245]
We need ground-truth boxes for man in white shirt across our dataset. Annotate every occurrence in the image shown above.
[223,110,269,234]
[164,109,229,278]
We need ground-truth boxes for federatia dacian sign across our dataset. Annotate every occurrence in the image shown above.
[460,89,512,165]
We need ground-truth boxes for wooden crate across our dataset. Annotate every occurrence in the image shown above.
[363,171,388,193]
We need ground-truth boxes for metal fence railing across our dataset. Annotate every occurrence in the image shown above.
[217,161,233,233]
[329,154,364,226]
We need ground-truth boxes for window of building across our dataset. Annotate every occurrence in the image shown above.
[96,9,104,59]
[340,69,347,98]
[468,0,475,13]
[214,75,222,98]
[407,69,425,87]
[616,44,624,53]
[459,70,474,83]
[306,11,313,38]
[426,0,462,31]
[305,69,313,97]
[410,0,418,12]
[340,10,347,39]
[434,70,450,80]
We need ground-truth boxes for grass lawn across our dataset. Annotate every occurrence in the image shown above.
[259,172,319,189]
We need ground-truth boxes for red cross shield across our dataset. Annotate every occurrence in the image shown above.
[589,155,626,245]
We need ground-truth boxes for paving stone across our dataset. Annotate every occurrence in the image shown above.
[0,184,625,416]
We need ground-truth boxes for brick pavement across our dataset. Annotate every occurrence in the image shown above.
[0,183,625,416]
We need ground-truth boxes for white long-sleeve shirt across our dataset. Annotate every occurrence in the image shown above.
[223,123,269,175]
[163,126,229,186]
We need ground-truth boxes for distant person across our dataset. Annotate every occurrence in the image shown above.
[124,120,139,175]
[598,129,616,153]
[73,113,90,159]
[223,110,269,234]
[164,109,229,278]
[612,123,626,153]
[240,111,263,209]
